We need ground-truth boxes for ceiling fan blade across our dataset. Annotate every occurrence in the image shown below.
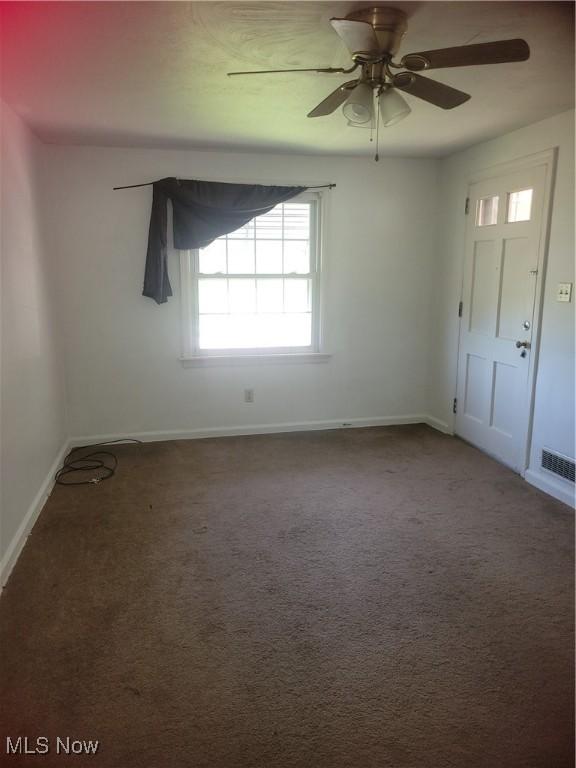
[393,72,470,109]
[330,18,380,56]
[228,66,353,76]
[307,80,358,117]
[400,39,530,71]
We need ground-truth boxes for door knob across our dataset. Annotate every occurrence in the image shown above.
[515,340,531,349]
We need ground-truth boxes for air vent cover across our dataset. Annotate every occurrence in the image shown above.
[541,449,575,483]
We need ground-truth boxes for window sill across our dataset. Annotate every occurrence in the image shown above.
[180,352,332,368]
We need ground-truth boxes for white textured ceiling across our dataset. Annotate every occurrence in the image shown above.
[0,1,574,156]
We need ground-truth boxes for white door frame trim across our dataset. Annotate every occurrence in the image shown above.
[453,148,558,476]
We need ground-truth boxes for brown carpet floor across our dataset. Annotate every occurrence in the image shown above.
[1,425,574,768]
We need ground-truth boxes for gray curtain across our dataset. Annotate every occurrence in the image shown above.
[143,177,306,304]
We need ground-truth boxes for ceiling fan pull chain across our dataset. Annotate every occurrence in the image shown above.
[374,91,381,162]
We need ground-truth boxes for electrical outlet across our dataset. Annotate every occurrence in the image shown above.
[556,283,573,303]
[244,388,254,403]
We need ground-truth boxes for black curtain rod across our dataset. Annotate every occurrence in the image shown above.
[113,181,336,190]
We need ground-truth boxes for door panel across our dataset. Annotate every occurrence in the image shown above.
[470,241,499,335]
[497,238,530,340]
[491,362,515,436]
[456,164,547,471]
[464,353,489,422]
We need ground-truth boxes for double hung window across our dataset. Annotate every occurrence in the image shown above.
[181,193,322,357]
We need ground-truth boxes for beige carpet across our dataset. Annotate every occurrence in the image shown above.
[1,425,574,767]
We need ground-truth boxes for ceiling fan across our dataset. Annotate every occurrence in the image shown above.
[228,6,530,131]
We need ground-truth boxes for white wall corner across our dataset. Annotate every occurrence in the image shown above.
[424,415,452,434]
[0,440,70,589]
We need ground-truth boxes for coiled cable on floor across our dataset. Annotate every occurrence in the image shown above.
[55,439,143,486]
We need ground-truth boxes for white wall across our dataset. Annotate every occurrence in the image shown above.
[430,110,575,504]
[0,101,68,578]
[40,145,439,440]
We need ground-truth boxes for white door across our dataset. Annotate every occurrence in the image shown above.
[456,163,548,471]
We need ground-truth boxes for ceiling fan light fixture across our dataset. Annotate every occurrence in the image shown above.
[342,82,374,124]
[346,118,375,129]
[379,87,411,127]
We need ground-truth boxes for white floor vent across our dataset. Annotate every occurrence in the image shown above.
[541,449,575,483]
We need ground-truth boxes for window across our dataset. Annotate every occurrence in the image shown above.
[180,193,324,359]
[476,195,499,227]
[507,188,533,223]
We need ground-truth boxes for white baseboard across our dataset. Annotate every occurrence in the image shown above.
[70,414,448,447]
[0,439,71,589]
[524,468,575,509]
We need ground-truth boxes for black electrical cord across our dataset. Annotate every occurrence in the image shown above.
[55,439,143,486]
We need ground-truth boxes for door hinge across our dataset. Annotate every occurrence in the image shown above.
[453,398,458,414]
[458,300,463,317]
[464,197,470,215]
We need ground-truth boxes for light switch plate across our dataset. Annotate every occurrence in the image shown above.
[556,283,572,302]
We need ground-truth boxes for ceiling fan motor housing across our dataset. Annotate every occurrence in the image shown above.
[346,6,408,55]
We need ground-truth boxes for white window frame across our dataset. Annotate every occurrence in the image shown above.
[179,192,330,366]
